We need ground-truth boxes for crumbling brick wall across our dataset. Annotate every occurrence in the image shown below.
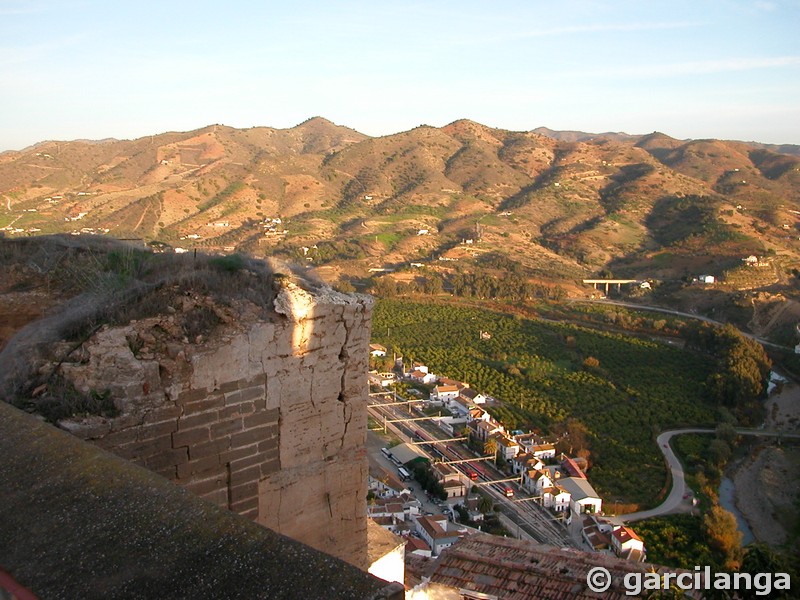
[59,281,373,569]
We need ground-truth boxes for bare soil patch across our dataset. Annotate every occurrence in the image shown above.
[731,381,800,548]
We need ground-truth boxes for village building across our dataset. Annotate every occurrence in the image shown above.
[413,515,461,556]
[406,533,692,599]
[407,369,438,385]
[368,370,396,387]
[436,416,468,437]
[531,442,557,460]
[522,467,553,495]
[468,407,490,423]
[438,377,467,389]
[559,476,603,517]
[561,456,587,479]
[430,384,460,402]
[495,434,520,462]
[541,485,571,512]
[447,395,475,418]
[470,419,504,444]
[385,442,428,466]
[582,515,614,553]
[512,452,543,476]
[369,343,387,357]
[405,536,432,558]
[433,462,466,499]
[611,526,646,562]
[459,387,487,405]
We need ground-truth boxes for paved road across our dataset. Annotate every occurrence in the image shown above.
[614,427,800,524]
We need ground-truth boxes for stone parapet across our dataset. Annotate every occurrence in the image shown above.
[59,279,373,568]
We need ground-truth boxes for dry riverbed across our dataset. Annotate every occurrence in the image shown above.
[730,377,800,547]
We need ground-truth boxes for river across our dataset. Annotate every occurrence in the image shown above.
[718,476,754,545]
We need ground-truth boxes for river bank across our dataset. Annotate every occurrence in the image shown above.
[729,376,800,547]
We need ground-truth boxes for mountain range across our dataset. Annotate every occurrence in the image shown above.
[2,117,799,302]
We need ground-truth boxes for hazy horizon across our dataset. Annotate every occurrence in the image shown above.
[2,1,799,151]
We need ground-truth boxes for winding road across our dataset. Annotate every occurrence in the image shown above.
[614,427,800,524]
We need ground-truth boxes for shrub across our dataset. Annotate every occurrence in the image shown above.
[18,374,118,423]
[208,253,247,272]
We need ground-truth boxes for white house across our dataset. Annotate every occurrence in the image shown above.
[459,387,487,405]
[495,435,520,462]
[743,255,759,266]
[541,486,571,512]
[430,384,460,402]
[514,433,556,460]
[559,477,602,516]
[369,344,387,357]
[433,463,466,499]
[611,526,646,562]
[368,501,407,535]
[530,443,556,461]
[414,515,461,556]
[437,416,468,437]
[512,453,543,476]
[448,395,474,418]
[471,419,504,443]
[468,407,490,423]
[368,371,396,387]
[582,515,614,553]
[523,468,553,495]
[408,369,438,385]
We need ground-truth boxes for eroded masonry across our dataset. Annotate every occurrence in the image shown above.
[57,280,373,568]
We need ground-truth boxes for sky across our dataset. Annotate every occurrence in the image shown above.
[2,0,800,151]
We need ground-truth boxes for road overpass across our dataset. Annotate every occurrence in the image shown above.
[582,279,640,294]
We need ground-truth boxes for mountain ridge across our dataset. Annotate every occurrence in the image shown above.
[2,117,799,313]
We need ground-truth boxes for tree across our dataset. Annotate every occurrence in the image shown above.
[423,275,443,295]
[553,418,591,456]
[706,439,732,467]
[336,280,356,293]
[478,494,494,514]
[454,503,470,523]
[703,506,743,570]
[370,277,398,297]
[483,437,498,459]
[738,543,796,599]
[714,423,737,446]
[583,356,600,370]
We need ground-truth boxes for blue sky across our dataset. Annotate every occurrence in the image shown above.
[2,0,799,150]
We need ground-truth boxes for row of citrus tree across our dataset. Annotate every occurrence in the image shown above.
[372,299,725,508]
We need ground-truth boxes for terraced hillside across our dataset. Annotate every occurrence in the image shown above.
[2,118,800,305]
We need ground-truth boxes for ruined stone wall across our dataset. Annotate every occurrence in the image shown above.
[59,281,373,568]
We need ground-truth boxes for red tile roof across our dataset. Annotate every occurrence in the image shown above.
[612,526,642,544]
[406,536,431,553]
[561,456,586,479]
[426,534,684,600]
[417,516,456,540]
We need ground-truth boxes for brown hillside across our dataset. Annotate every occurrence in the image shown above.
[1,119,800,306]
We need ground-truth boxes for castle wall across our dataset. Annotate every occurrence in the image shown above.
[59,282,373,569]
